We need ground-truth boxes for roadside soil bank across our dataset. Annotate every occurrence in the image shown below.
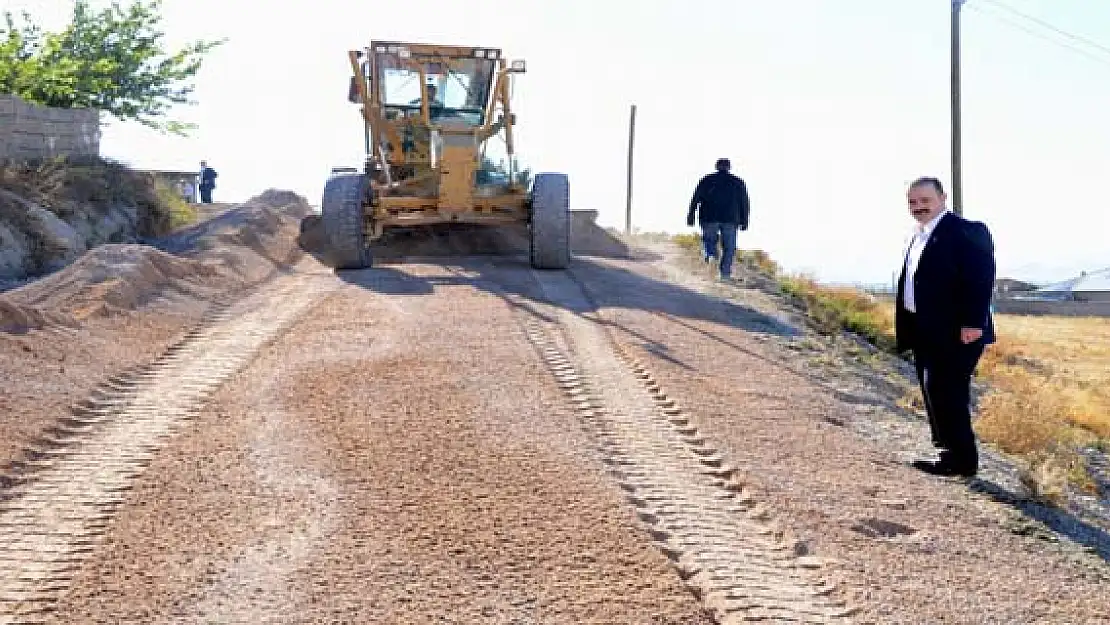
[0,190,311,475]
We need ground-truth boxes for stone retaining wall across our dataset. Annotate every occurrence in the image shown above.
[0,94,100,162]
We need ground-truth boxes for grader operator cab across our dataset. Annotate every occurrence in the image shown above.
[322,40,570,270]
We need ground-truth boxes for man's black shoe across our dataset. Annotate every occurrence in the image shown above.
[911,459,976,478]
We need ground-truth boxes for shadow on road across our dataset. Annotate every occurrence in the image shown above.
[334,254,799,377]
[302,213,799,367]
[968,478,1110,564]
[335,255,798,339]
[297,212,664,266]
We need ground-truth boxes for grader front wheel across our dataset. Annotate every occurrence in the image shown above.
[529,172,570,270]
[322,173,373,270]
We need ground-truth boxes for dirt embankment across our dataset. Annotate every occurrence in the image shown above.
[0,157,193,284]
[0,188,312,475]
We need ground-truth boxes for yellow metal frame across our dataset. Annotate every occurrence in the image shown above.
[347,40,529,239]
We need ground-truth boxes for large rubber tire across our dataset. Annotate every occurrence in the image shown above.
[321,173,372,270]
[529,172,570,270]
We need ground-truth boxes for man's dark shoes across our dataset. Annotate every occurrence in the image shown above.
[911,458,976,478]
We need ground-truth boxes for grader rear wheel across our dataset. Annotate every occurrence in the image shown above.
[322,173,373,270]
[529,172,570,270]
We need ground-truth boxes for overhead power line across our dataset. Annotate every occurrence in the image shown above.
[979,0,1110,57]
[967,0,1110,68]
[948,1,1110,219]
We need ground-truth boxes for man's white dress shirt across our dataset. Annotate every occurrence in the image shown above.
[902,209,950,313]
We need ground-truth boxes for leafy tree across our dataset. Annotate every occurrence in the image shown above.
[0,1,225,135]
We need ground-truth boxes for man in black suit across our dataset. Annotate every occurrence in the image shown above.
[895,177,996,478]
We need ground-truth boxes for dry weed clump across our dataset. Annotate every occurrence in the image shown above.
[975,380,1095,493]
[666,234,1109,496]
[1019,452,1074,507]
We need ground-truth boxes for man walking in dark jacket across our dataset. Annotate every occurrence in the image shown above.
[687,158,751,280]
[896,176,996,478]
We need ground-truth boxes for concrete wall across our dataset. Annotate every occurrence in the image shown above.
[994,297,1110,317]
[1074,291,1110,303]
[0,94,100,162]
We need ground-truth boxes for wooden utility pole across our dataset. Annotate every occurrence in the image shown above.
[625,104,637,235]
[951,0,965,215]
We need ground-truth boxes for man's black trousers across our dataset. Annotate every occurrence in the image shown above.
[909,319,986,472]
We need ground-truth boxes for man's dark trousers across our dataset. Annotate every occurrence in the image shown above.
[907,313,985,471]
[199,184,213,204]
[701,221,738,278]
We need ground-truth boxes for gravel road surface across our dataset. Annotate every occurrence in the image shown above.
[2,222,1109,623]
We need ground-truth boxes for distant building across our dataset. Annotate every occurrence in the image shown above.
[994,277,1037,296]
[1032,267,1110,303]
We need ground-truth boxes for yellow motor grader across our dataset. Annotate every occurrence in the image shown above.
[322,40,569,270]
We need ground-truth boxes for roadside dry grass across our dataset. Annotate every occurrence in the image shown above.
[976,316,1110,498]
[982,316,1110,436]
[672,233,896,349]
[669,232,1109,500]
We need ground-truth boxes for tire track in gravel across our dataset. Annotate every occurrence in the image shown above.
[513,269,859,624]
[181,385,340,624]
[0,265,338,625]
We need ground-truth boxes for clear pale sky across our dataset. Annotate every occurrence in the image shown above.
[8,0,1110,285]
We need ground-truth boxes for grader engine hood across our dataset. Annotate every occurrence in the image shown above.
[432,127,480,211]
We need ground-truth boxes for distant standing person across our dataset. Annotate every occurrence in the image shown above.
[198,160,218,204]
[895,176,996,478]
[686,158,750,281]
[178,179,194,203]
